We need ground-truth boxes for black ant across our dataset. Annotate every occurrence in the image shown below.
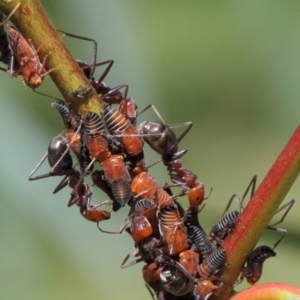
[138,104,193,166]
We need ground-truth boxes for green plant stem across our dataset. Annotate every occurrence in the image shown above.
[0,0,103,114]
[213,124,300,300]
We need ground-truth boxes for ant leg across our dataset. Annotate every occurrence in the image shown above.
[70,158,95,200]
[144,283,156,300]
[221,194,242,217]
[267,227,287,250]
[57,30,98,77]
[38,52,55,78]
[139,104,193,150]
[102,83,129,103]
[240,175,257,207]
[120,246,148,269]
[221,176,257,216]
[28,152,52,180]
[67,194,79,207]
[265,199,295,248]
[97,218,129,234]
[0,3,21,26]
[95,60,114,84]
[33,89,64,102]
[72,60,114,84]
[168,121,193,145]
[8,43,17,78]
[52,174,69,194]
[269,199,295,227]
[198,188,213,213]
[138,104,164,120]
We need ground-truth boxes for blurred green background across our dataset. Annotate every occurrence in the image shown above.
[0,1,299,299]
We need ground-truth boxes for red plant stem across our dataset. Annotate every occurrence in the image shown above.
[213,124,300,300]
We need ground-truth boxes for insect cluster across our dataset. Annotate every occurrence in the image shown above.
[0,5,295,300]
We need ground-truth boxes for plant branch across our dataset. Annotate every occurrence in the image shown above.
[0,0,103,115]
[213,124,300,300]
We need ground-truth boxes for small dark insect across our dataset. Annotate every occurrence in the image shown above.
[241,245,276,285]
[51,100,79,130]
[138,104,192,166]
[240,198,294,286]
[208,176,257,244]
[208,209,240,244]
[69,86,92,100]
